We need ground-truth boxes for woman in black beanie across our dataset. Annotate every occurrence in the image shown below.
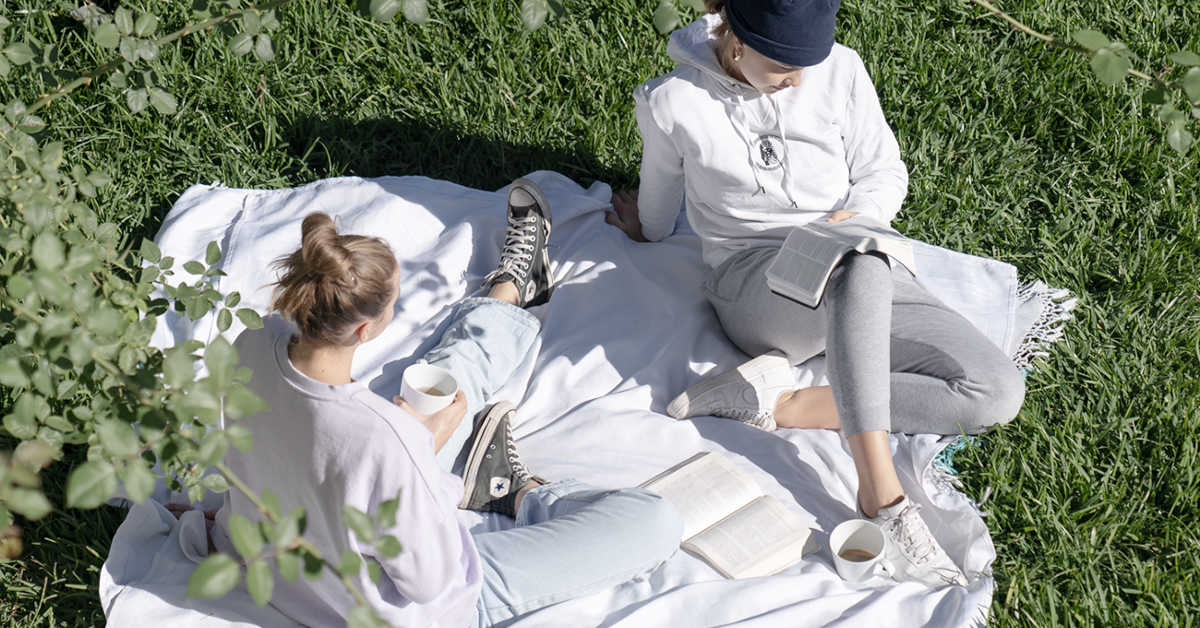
[608,0,1026,588]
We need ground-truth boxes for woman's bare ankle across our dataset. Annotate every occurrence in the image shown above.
[774,386,840,429]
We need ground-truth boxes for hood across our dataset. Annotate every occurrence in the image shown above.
[667,14,759,100]
[666,15,800,207]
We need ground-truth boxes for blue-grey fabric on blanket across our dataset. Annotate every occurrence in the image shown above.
[99,172,1072,627]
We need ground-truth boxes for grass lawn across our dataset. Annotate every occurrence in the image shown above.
[2,0,1198,625]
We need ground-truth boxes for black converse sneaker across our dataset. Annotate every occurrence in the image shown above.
[482,178,553,307]
[459,402,541,517]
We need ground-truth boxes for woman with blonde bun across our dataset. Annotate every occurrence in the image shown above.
[214,179,682,626]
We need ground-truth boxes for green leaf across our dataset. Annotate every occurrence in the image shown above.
[301,548,323,579]
[226,424,254,451]
[229,513,266,560]
[0,357,30,390]
[31,233,65,270]
[366,560,381,584]
[201,473,231,493]
[149,88,177,115]
[183,260,206,275]
[246,559,274,607]
[520,0,549,29]
[347,605,388,628]
[1169,50,1200,66]
[253,35,274,62]
[139,239,163,264]
[197,432,229,467]
[17,113,45,133]
[93,23,120,49]
[65,460,118,509]
[120,461,156,503]
[114,7,134,35]
[229,32,253,56]
[377,497,399,529]
[119,37,138,62]
[1166,122,1194,155]
[402,0,429,24]
[134,12,159,37]
[369,0,403,21]
[1072,29,1110,51]
[6,275,32,300]
[203,241,221,266]
[338,549,362,577]
[225,291,242,307]
[237,308,263,329]
[1181,67,1200,104]
[205,336,238,390]
[224,385,268,420]
[682,0,705,11]
[1090,48,1130,86]
[260,489,282,518]
[126,88,149,113]
[343,506,375,543]
[3,42,34,65]
[376,534,403,558]
[0,56,10,77]
[277,549,300,582]
[5,488,52,520]
[217,308,233,332]
[163,347,195,388]
[97,420,140,458]
[187,553,240,599]
[653,2,680,33]
[271,508,304,547]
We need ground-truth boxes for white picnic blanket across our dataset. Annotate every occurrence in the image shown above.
[100,171,1071,627]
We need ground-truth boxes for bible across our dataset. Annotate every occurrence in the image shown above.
[641,451,813,579]
[765,215,916,308]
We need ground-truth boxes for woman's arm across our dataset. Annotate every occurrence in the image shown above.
[626,84,686,242]
[840,52,909,224]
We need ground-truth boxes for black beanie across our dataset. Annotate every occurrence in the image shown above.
[725,0,842,67]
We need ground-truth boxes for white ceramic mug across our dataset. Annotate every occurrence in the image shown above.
[399,363,459,415]
[830,519,889,583]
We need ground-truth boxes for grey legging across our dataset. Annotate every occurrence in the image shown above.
[704,248,1025,436]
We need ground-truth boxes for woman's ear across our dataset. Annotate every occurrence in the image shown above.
[352,319,372,344]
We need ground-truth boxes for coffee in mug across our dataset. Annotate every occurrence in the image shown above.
[400,363,459,415]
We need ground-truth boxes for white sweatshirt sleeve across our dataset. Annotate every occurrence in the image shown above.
[841,52,909,224]
[634,83,686,242]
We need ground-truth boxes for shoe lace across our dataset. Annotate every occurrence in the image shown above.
[883,503,938,566]
[720,407,776,431]
[503,423,534,486]
[494,215,539,279]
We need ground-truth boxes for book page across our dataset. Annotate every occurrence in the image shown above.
[682,496,812,579]
[808,216,916,275]
[641,452,765,540]
[764,228,852,307]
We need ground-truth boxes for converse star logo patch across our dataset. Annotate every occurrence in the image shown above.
[490,476,511,498]
[753,135,784,171]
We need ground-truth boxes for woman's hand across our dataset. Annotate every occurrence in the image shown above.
[394,390,468,453]
[606,190,648,242]
[826,210,860,223]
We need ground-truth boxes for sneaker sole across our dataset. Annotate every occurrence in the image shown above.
[666,350,790,419]
[458,401,515,509]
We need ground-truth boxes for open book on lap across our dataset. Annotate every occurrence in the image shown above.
[641,451,813,579]
[765,215,916,308]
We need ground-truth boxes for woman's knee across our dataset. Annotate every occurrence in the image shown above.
[623,489,684,559]
[966,361,1026,431]
[827,252,892,298]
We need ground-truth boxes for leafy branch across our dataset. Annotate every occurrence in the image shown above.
[968,0,1200,154]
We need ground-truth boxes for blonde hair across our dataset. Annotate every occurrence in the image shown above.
[270,213,398,346]
[705,0,741,79]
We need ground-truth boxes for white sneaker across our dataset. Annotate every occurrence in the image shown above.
[870,497,969,587]
[666,351,794,432]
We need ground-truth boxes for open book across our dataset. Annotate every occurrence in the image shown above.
[641,451,813,579]
[765,215,917,308]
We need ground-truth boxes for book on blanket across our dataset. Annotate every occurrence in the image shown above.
[765,215,917,308]
[640,451,813,579]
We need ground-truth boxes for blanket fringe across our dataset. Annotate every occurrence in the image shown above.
[1011,280,1077,371]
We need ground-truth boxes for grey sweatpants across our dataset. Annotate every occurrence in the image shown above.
[704,247,1025,436]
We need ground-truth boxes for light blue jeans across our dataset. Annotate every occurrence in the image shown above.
[420,297,683,625]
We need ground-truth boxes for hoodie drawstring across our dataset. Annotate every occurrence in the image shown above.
[769,94,800,208]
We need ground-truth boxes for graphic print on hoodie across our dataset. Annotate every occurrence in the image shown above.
[634,14,910,268]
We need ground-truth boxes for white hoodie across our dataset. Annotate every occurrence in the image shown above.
[635,14,909,268]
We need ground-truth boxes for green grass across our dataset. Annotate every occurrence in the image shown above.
[2,0,1198,625]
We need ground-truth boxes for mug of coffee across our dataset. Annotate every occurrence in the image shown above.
[829,519,889,583]
[399,363,459,415]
